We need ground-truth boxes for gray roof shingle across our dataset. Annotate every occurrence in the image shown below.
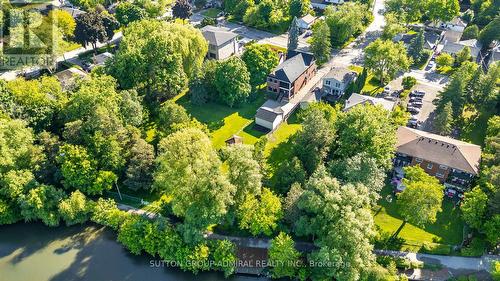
[272,51,315,83]
[201,25,238,47]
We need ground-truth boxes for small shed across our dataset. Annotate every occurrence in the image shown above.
[225,135,243,146]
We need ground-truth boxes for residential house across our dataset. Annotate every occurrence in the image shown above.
[344,93,396,112]
[487,46,500,68]
[85,52,114,71]
[297,14,317,32]
[440,17,467,32]
[267,50,316,102]
[201,25,239,60]
[393,30,443,51]
[255,99,296,131]
[54,67,87,90]
[441,39,482,61]
[394,126,481,190]
[322,67,357,97]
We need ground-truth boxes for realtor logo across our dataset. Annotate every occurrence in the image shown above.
[0,0,56,70]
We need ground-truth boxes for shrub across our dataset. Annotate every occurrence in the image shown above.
[90,198,128,230]
[462,25,479,40]
[492,261,500,281]
[436,53,454,68]
[420,242,452,255]
[402,76,417,90]
[460,238,486,257]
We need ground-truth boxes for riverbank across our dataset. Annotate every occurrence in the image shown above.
[0,222,268,281]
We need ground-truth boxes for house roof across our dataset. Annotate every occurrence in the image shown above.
[272,51,315,83]
[54,67,87,89]
[394,31,442,49]
[60,7,86,18]
[396,126,481,175]
[324,66,357,83]
[442,40,481,58]
[449,17,467,27]
[443,30,463,43]
[256,108,280,122]
[93,52,113,66]
[200,25,238,47]
[298,14,316,25]
[344,93,396,112]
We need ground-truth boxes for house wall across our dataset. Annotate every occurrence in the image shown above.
[410,157,451,183]
[255,115,282,130]
[267,76,280,94]
[323,78,347,95]
[210,39,238,60]
[291,63,317,97]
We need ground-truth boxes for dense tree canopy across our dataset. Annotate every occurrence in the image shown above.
[364,39,411,84]
[241,44,279,87]
[397,166,444,227]
[153,128,235,243]
[108,20,207,103]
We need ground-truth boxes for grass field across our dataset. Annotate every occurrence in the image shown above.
[348,65,384,96]
[374,185,464,253]
[202,8,221,18]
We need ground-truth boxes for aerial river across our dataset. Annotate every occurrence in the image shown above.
[0,222,268,281]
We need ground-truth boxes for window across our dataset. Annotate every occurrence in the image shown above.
[436,173,445,178]
[326,80,331,85]
[415,158,423,163]
[268,86,273,91]
[439,165,448,170]
[427,163,433,169]
[335,82,340,87]
[268,77,273,82]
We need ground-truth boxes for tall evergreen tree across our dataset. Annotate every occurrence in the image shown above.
[287,17,299,51]
[408,29,424,62]
[434,102,453,135]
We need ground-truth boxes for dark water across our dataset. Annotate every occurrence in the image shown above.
[0,222,268,281]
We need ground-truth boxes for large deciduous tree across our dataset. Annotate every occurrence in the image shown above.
[58,190,93,225]
[397,166,444,228]
[364,39,411,84]
[268,232,301,278]
[241,44,279,87]
[214,57,251,107]
[310,20,331,66]
[153,128,235,243]
[108,20,207,104]
[295,166,375,281]
[74,11,119,52]
[172,0,192,20]
[238,188,282,236]
[334,104,397,169]
[324,3,372,46]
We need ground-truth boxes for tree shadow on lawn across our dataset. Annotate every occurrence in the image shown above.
[176,93,266,132]
[380,185,464,245]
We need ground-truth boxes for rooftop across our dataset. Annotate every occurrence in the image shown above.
[200,25,238,47]
[324,66,357,83]
[344,93,396,112]
[396,126,481,175]
[271,51,315,83]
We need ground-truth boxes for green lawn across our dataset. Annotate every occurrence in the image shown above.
[202,8,221,18]
[176,93,268,148]
[348,65,383,96]
[374,185,464,253]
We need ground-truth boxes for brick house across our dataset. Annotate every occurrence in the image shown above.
[266,51,316,102]
[394,127,481,190]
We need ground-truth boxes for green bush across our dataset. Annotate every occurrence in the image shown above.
[492,261,500,281]
[402,76,417,90]
[420,242,452,255]
[460,238,486,257]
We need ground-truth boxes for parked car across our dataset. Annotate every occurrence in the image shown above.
[383,85,391,94]
[409,101,423,108]
[407,107,420,114]
[428,61,436,68]
[410,96,423,102]
[410,90,425,98]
